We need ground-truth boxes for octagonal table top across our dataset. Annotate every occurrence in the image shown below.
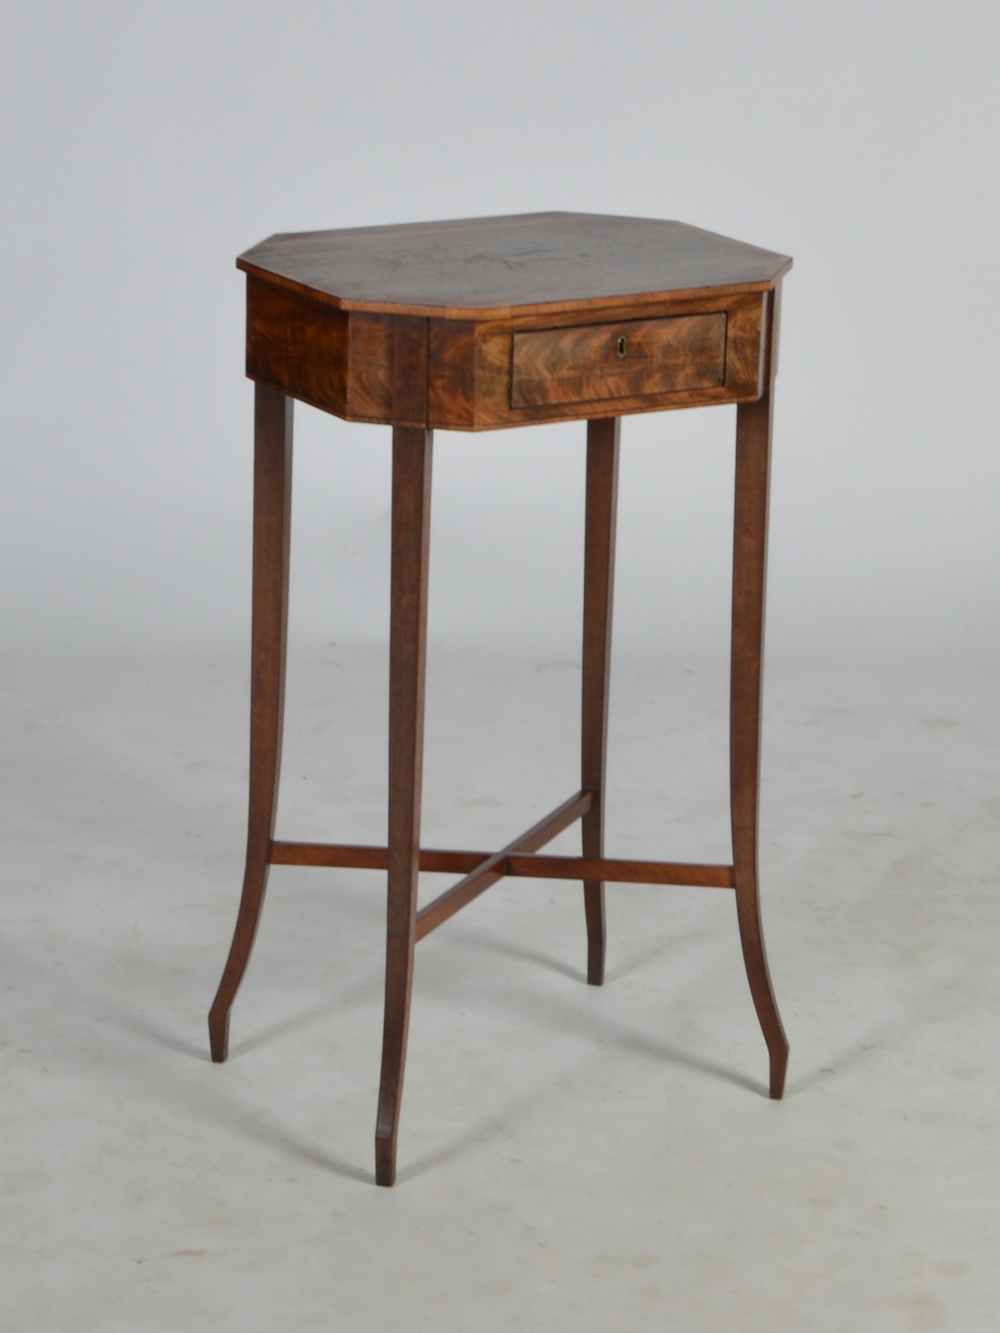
[237,211,792,321]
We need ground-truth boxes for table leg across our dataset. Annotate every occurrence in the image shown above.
[731,382,789,1099]
[375,424,434,1186]
[581,417,620,986]
[209,384,293,1062]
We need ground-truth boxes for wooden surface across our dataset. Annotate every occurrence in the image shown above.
[415,790,593,942]
[375,319,434,1186]
[505,856,734,889]
[511,314,725,409]
[241,212,783,429]
[730,286,789,1100]
[270,842,487,874]
[212,215,792,1183]
[580,419,619,985]
[246,282,767,432]
[208,385,293,1063]
[269,839,735,888]
[238,212,791,320]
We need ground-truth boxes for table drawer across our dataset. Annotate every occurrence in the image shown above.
[510,312,726,409]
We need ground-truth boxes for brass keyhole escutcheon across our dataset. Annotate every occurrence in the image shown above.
[616,335,628,359]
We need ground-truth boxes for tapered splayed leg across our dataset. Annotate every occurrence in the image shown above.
[209,385,293,1063]
[376,319,434,1186]
[375,425,433,1186]
[730,302,789,1098]
[581,418,620,986]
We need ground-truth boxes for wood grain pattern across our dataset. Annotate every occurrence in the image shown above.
[246,278,349,418]
[391,316,430,428]
[245,262,766,432]
[216,212,792,1182]
[347,312,393,421]
[238,212,791,320]
[730,284,789,1100]
[472,293,763,430]
[208,385,293,1063]
[427,318,476,429]
[723,293,767,397]
[512,314,725,409]
[246,279,395,424]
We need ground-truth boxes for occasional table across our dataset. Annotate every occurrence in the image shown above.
[209,212,792,1186]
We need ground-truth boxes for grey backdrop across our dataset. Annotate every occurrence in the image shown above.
[2,0,997,666]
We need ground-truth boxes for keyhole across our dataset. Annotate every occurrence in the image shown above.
[616,335,628,359]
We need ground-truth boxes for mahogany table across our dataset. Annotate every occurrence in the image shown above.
[208,212,792,1186]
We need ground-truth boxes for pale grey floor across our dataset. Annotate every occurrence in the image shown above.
[2,644,999,1331]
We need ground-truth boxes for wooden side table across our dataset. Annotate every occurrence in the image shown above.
[208,212,792,1186]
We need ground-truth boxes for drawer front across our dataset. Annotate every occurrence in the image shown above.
[510,312,726,409]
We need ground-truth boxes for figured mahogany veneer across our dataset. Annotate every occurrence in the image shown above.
[511,312,727,408]
[240,212,786,430]
[244,284,766,429]
[211,212,792,1188]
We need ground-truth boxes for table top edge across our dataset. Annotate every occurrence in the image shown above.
[236,257,793,321]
